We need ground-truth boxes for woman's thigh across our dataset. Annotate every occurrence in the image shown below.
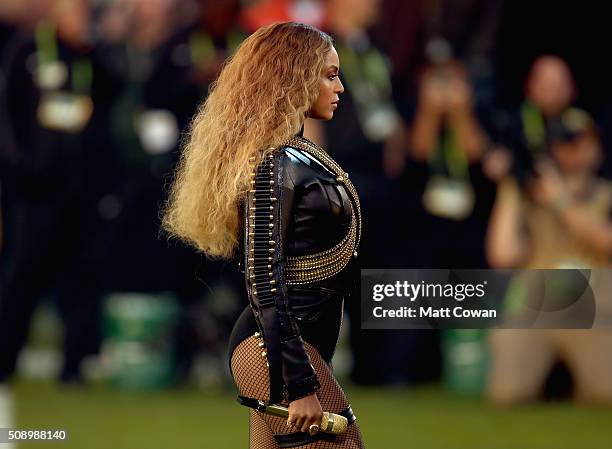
[231,335,365,448]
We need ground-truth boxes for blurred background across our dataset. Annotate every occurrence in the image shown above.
[1,0,611,448]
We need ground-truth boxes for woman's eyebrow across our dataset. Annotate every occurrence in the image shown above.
[328,65,339,71]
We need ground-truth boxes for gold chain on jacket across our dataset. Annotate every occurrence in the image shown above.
[282,136,362,285]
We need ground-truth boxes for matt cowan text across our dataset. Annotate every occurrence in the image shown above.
[373,306,497,318]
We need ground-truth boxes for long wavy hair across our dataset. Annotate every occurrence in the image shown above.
[161,22,333,259]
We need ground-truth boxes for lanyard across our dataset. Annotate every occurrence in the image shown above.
[336,39,393,106]
[336,36,398,141]
[72,57,92,94]
[35,20,58,65]
[35,20,92,95]
[521,101,546,153]
[428,124,469,179]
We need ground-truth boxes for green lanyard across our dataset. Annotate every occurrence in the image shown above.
[429,125,469,179]
[35,20,58,66]
[336,39,393,108]
[35,20,92,95]
[521,101,546,154]
[71,57,93,94]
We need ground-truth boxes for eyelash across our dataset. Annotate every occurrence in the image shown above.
[328,75,338,81]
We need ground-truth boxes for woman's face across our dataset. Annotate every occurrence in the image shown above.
[309,46,344,120]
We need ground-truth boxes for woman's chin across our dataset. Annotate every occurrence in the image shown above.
[309,110,334,120]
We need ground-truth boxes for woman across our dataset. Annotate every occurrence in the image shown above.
[162,22,365,448]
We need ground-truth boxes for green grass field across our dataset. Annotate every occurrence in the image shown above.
[10,380,612,449]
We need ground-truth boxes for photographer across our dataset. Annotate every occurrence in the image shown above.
[486,56,612,268]
[484,55,579,187]
[485,107,612,403]
[0,0,119,385]
[409,59,492,267]
[410,60,487,165]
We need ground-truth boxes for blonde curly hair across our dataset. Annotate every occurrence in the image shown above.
[161,22,333,259]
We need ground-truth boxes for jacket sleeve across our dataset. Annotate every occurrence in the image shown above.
[245,149,321,403]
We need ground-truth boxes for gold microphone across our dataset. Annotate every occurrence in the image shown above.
[238,396,348,435]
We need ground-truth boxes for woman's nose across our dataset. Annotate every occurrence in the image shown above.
[336,78,345,94]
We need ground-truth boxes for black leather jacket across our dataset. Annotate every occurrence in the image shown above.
[233,136,360,404]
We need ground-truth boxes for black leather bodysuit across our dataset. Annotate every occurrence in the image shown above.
[228,135,361,405]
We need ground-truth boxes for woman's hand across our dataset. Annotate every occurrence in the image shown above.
[287,393,323,433]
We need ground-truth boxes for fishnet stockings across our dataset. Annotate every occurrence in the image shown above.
[231,336,365,449]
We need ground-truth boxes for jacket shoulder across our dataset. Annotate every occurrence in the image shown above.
[275,144,335,186]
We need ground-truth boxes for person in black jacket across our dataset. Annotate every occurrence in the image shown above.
[161,22,365,449]
[0,0,117,384]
